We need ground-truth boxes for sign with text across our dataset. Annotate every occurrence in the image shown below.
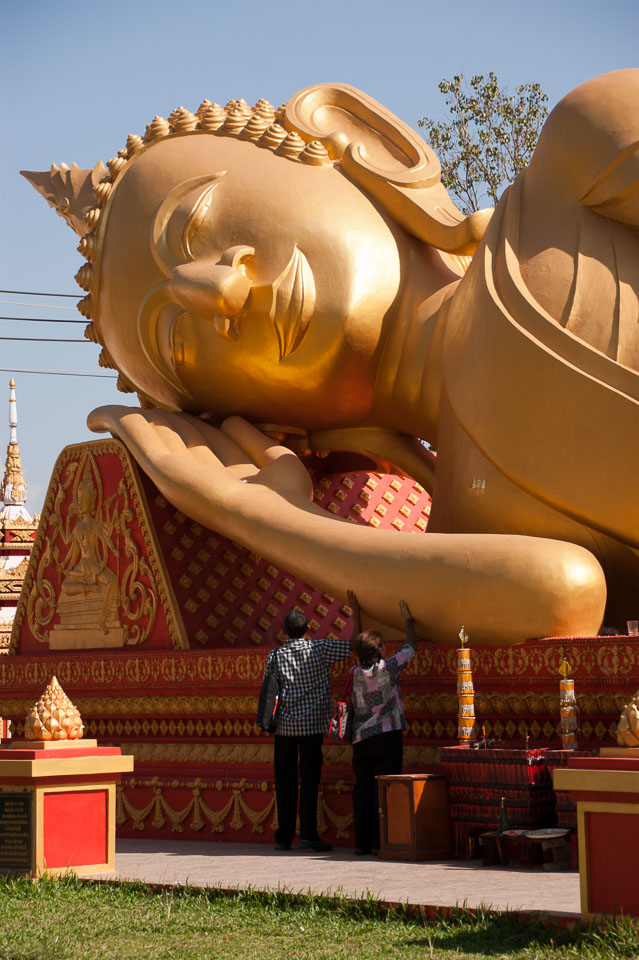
[0,791,33,873]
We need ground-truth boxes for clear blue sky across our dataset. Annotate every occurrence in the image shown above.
[0,0,636,511]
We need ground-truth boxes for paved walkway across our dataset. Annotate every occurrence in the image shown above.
[88,839,581,918]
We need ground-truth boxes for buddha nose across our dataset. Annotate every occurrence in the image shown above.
[169,245,254,319]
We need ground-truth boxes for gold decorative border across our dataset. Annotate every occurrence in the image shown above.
[117,777,353,838]
[10,440,188,653]
[1,689,628,719]
[116,742,439,768]
[0,651,270,688]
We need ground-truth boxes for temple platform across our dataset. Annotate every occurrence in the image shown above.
[2,439,636,848]
[85,837,580,918]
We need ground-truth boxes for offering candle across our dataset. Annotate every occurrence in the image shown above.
[559,657,578,749]
[457,626,476,745]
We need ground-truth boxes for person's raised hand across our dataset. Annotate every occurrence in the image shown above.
[347,589,360,613]
[399,599,413,621]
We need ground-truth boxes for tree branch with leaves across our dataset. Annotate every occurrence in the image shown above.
[419,73,549,215]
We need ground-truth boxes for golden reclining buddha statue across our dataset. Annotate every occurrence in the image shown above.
[23,69,639,646]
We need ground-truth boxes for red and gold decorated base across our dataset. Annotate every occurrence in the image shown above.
[554,757,639,920]
[0,440,636,847]
[0,739,133,875]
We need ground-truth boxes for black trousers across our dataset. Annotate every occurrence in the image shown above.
[274,733,324,845]
[352,729,403,851]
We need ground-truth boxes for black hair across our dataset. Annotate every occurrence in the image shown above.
[284,609,308,639]
[353,630,384,667]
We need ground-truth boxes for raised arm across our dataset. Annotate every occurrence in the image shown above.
[399,599,417,648]
[347,589,362,648]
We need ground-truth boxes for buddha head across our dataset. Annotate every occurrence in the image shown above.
[23,85,490,432]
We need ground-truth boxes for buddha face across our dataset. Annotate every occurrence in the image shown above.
[97,134,409,429]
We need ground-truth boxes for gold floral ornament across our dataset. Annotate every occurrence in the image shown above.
[616,691,639,746]
[24,675,84,741]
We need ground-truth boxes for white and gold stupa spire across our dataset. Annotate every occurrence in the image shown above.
[0,378,27,508]
[0,378,38,655]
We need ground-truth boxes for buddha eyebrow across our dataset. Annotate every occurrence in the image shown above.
[150,171,226,278]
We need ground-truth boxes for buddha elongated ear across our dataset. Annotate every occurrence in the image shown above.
[285,83,491,254]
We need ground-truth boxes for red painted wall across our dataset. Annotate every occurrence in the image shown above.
[587,811,639,916]
[42,789,108,869]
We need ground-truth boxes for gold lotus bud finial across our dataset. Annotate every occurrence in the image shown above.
[24,676,84,741]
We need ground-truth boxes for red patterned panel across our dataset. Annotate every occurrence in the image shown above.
[139,468,432,649]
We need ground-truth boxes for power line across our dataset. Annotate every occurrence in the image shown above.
[0,336,88,343]
[0,315,85,324]
[0,367,117,379]
[0,289,77,298]
[0,299,78,311]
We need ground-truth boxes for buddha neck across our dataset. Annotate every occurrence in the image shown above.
[372,243,461,443]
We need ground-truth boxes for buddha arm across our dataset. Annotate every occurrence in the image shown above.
[88,405,606,646]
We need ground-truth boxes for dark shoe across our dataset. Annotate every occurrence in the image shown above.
[298,838,333,852]
[274,842,291,851]
[354,847,372,855]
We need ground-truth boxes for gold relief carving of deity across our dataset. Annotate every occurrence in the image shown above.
[27,448,158,649]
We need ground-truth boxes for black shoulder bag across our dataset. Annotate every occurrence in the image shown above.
[256,648,279,733]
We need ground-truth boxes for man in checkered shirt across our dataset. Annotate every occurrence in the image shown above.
[264,608,351,851]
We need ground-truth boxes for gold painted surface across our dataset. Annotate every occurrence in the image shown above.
[554,768,639,793]
[0,755,133,778]
[11,440,188,652]
[5,739,98,750]
[23,72,639,644]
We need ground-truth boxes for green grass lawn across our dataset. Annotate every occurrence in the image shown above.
[0,876,637,960]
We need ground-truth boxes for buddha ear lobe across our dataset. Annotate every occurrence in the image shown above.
[285,83,492,255]
[285,82,440,185]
